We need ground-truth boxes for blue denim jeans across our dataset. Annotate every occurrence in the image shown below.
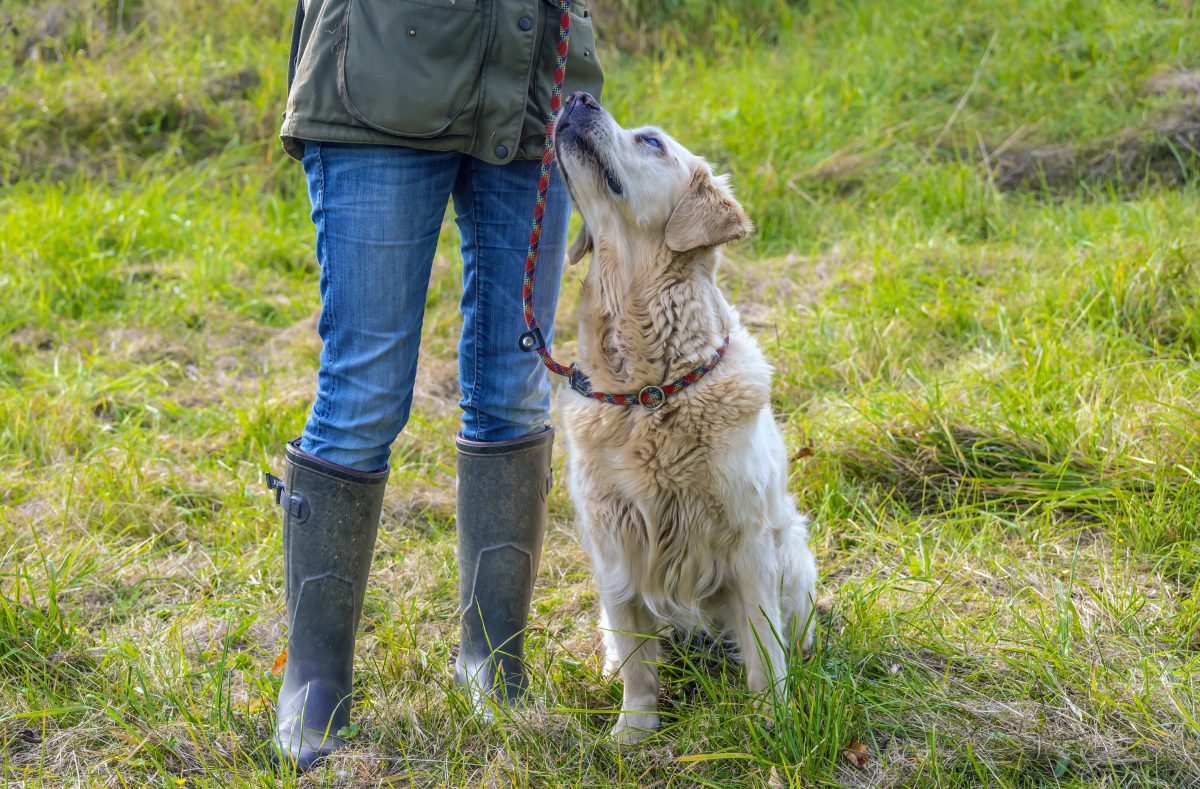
[297,141,570,471]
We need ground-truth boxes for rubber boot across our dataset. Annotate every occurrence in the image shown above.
[265,439,388,773]
[454,428,554,713]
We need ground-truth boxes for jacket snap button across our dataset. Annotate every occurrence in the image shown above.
[408,28,416,36]
[518,16,532,31]
[495,144,509,158]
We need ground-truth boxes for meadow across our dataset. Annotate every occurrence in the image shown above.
[2,0,1200,785]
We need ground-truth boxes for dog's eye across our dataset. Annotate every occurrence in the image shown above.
[637,134,664,152]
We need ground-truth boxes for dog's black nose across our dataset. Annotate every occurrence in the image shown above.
[567,91,599,110]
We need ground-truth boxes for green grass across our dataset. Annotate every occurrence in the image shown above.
[3,0,1200,785]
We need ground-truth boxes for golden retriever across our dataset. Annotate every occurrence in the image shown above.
[553,91,818,743]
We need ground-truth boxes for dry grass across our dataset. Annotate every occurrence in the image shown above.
[5,0,1200,786]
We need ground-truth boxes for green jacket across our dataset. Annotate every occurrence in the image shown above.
[280,0,604,163]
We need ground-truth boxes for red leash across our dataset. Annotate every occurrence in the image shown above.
[518,1,577,379]
[518,1,729,411]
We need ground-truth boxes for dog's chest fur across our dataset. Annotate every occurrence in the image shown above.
[563,257,776,623]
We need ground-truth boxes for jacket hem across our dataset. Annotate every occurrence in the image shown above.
[281,117,545,163]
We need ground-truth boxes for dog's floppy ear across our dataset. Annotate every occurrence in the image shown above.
[664,167,753,253]
[567,221,593,265]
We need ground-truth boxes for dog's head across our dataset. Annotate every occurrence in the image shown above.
[554,92,752,263]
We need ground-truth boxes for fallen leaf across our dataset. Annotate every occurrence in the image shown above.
[791,446,815,462]
[842,740,869,770]
[270,648,288,676]
[767,765,786,788]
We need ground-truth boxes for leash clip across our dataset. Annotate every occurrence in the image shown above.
[568,364,592,395]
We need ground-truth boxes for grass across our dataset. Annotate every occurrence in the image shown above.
[3,0,1200,785]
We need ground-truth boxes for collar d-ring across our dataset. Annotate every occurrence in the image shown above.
[637,385,666,411]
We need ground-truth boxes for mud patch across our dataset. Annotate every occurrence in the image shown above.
[963,100,1200,194]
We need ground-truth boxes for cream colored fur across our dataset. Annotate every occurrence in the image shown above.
[554,98,818,744]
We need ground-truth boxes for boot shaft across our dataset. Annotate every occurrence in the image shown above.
[280,439,388,639]
[268,440,388,771]
[455,428,554,705]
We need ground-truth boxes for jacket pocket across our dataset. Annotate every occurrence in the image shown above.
[338,0,484,138]
[532,0,603,118]
[564,5,602,99]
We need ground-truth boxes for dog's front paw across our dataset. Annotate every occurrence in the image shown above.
[610,712,659,745]
[798,616,817,652]
[752,689,787,723]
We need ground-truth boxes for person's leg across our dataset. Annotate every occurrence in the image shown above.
[272,141,459,772]
[449,158,571,709]
[454,158,571,442]
[301,142,459,470]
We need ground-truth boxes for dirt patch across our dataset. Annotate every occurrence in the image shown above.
[4,327,58,353]
[798,150,878,195]
[1145,69,1200,98]
[180,613,281,661]
[412,355,461,415]
[379,479,456,535]
[722,247,859,329]
[204,67,261,101]
[95,326,196,366]
[2,491,62,529]
[964,100,1200,194]
[256,312,320,369]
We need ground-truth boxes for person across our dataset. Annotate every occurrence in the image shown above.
[265,0,604,772]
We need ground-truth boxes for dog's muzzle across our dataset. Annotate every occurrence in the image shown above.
[555,94,624,197]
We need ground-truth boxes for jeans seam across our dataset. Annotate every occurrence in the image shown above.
[314,142,336,427]
[464,158,489,438]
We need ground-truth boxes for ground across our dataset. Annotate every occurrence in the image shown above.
[2,0,1200,786]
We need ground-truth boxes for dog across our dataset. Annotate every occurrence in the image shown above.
[553,91,818,744]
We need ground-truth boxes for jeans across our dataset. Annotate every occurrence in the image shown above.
[297,141,571,471]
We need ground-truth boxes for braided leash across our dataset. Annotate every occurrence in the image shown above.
[518,1,576,379]
[518,0,729,411]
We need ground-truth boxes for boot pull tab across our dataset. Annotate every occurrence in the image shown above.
[264,472,311,523]
[265,472,285,504]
